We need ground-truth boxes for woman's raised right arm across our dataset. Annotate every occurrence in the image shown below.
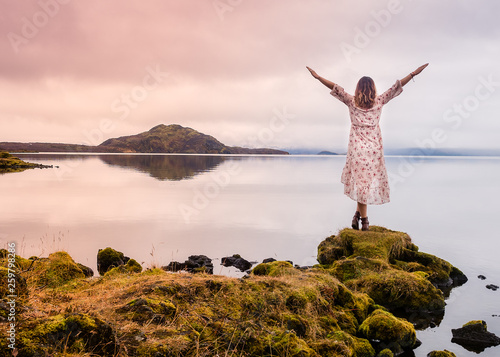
[306,66,335,90]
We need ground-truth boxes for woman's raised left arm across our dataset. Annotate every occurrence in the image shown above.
[400,63,429,86]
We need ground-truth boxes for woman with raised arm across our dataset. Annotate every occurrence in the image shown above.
[307,63,428,231]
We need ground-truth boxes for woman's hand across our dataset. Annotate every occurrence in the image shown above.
[401,63,429,86]
[412,63,429,76]
[306,66,320,79]
[307,66,335,89]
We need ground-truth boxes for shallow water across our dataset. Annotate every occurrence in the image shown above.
[2,153,500,356]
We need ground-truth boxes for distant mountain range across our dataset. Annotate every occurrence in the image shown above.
[0,124,289,155]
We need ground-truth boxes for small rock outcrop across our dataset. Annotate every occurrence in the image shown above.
[163,255,214,274]
[221,254,252,272]
[451,320,500,352]
[97,247,131,275]
[359,309,417,355]
[31,252,86,288]
[0,151,52,173]
[317,226,467,328]
[77,263,94,278]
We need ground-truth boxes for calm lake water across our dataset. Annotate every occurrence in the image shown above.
[2,153,500,356]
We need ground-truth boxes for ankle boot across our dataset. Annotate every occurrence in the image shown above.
[351,211,361,230]
[361,217,369,231]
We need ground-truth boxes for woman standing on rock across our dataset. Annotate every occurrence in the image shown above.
[307,63,428,231]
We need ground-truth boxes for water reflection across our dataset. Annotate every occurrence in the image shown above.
[99,155,226,181]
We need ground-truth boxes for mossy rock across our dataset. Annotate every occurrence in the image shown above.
[378,348,394,357]
[312,330,375,357]
[117,297,176,324]
[317,227,461,325]
[348,269,445,314]
[268,331,318,357]
[394,248,467,287]
[427,350,456,357]
[97,247,130,275]
[29,251,86,288]
[359,309,416,355]
[17,313,117,356]
[318,227,413,264]
[105,258,143,276]
[76,263,94,277]
[252,260,298,277]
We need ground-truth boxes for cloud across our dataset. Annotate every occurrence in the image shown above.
[0,0,499,150]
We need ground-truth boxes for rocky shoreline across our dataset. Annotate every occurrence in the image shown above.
[1,227,497,356]
[0,152,53,173]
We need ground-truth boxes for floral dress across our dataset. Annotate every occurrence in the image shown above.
[330,80,403,205]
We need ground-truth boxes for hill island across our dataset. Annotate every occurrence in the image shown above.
[0,124,289,155]
[1,227,471,356]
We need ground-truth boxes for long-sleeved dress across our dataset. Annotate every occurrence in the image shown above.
[330,80,403,205]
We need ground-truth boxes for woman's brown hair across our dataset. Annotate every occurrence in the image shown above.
[354,76,377,109]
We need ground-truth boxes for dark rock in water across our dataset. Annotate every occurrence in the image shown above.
[163,255,213,274]
[77,263,94,278]
[186,255,213,274]
[163,261,186,272]
[478,274,487,280]
[486,284,499,291]
[262,258,276,263]
[452,320,500,353]
[97,247,130,275]
[221,254,252,272]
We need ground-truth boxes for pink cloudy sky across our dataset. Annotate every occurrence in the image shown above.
[1,0,499,152]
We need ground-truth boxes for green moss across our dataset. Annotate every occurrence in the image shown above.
[252,260,297,277]
[269,331,318,357]
[97,247,127,275]
[29,251,85,288]
[463,320,486,328]
[359,309,416,354]
[321,331,375,357]
[105,258,143,276]
[0,152,39,172]
[284,314,309,337]
[377,349,394,357]
[348,269,445,313]
[17,313,117,356]
[318,227,412,265]
[117,297,177,324]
